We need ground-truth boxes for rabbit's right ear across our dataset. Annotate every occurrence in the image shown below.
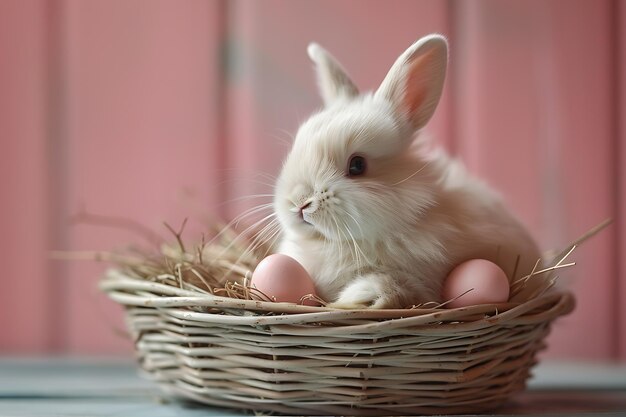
[375,35,447,131]
[308,43,359,106]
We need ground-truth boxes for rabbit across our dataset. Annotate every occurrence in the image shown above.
[273,34,541,309]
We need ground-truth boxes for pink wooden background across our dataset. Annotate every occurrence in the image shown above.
[1,0,624,360]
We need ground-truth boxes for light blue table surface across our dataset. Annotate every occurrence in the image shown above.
[1,357,625,416]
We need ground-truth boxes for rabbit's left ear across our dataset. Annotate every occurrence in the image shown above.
[308,43,359,106]
[375,35,448,131]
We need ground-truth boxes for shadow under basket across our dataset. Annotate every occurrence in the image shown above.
[101,268,574,416]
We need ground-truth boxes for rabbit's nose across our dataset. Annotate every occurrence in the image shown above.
[299,201,312,211]
[298,200,313,219]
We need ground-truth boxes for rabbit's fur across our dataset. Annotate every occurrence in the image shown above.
[273,35,540,308]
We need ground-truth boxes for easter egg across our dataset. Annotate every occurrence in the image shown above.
[442,259,510,308]
[251,254,319,306]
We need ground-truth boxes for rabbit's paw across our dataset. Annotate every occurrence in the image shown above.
[327,274,394,309]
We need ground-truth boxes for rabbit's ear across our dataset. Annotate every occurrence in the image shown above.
[308,43,359,106]
[375,35,447,131]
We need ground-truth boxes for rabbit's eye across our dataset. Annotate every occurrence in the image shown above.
[348,155,367,177]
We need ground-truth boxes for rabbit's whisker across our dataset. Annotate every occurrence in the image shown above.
[391,161,431,186]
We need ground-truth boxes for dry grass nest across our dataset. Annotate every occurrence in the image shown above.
[91,217,609,309]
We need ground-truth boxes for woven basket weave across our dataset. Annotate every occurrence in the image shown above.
[101,268,574,416]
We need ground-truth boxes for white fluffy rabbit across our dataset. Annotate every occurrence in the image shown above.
[273,34,540,309]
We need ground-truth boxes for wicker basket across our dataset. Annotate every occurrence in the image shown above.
[101,268,574,416]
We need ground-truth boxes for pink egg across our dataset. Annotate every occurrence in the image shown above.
[442,259,510,308]
[251,254,319,306]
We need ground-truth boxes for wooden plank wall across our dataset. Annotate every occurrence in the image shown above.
[0,0,50,353]
[0,0,622,360]
[2,0,224,354]
[618,0,626,361]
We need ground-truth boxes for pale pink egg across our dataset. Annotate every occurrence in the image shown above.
[442,259,510,308]
[251,254,319,306]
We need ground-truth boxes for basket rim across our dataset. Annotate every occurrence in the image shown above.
[101,268,575,328]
